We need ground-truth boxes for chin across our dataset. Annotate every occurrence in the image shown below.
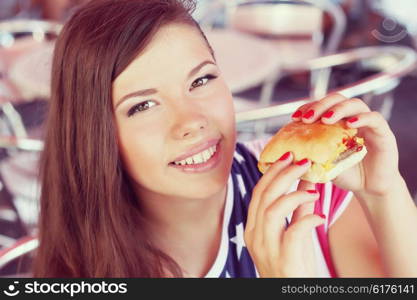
[184,175,229,200]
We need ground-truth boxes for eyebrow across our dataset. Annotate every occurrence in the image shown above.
[115,60,216,109]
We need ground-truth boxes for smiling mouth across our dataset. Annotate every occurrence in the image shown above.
[169,143,218,166]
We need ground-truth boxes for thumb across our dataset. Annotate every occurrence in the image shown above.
[286,214,325,241]
[291,180,317,224]
[296,179,316,192]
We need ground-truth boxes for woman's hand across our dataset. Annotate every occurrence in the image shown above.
[290,94,417,277]
[291,93,401,199]
[245,153,325,277]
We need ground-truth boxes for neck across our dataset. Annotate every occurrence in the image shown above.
[138,183,228,241]
[137,183,229,277]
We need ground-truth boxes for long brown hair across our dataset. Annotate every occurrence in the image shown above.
[33,0,212,277]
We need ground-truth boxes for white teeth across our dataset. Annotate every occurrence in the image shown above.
[193,153,204,164]
[202,149,211,161]
[173,144,217,166]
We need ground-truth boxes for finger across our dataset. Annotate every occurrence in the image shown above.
[291,180,318,224]
[283,214,325,247]
[248,157,312,249]
[290,201,316,226]
[345,111,392,139]
[262,191,320,255]
[320,98,371,124]
[256,152,293,193]
[246,151,293,233]
[296,179,316,192]
[291,101,318,121]
[345,111,397,154]
[255,158,312,232]
[299,93,348,123]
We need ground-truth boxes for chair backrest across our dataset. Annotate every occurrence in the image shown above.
[0,19,62,100]
[223,0,346,55]
[0,235,37,276]
[235,45,417,124]
[0,19,61,141]
[227,2,323,38]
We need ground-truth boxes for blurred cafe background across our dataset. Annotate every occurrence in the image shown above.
[0,0,416,276]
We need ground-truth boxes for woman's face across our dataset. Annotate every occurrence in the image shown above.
[112,23,236,201]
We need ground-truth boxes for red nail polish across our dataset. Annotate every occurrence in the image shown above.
[278,151,291,161]
[307,190,317,194]
[347,117,358,123]
[303,110,315,119]
[319,214,326,219]
[296,158,309,166]
[323,111,334,118]
[292,110,302,118]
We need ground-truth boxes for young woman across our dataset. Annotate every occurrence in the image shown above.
[33,0,417,277]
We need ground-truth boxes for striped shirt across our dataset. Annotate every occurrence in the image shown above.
[204,139,352,278]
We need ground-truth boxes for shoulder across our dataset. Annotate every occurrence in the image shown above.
[328,196,384,277]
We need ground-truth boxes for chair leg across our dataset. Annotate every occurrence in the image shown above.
[0,178,29,238]
[254,72,282,137]
[310,67,332,100]
[362,92,374,106]
[0,102,28,138]
[380,92,394,121]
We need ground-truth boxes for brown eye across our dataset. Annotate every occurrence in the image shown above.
[127,100,157,117]
[190,74,217,90]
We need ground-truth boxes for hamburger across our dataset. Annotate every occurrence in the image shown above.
[258,121,367,183]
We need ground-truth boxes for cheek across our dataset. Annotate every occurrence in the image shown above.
[205,83,237,167]
[208,81,236,134]
[117,120,165,187]
[206,77,235,122]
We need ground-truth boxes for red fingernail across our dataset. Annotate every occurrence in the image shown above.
[296,158,309,166]
[307,190,317,194]
[323,110,334,118]
[303,110,314,119]
[278,151,291,161]
[292,110,302,118]
[347,117,358,123]
[319,214,326,219]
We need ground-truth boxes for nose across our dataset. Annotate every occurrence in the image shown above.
[171,108,209,140]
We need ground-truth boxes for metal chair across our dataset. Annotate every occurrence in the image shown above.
[0,20,59,248]
[0,19,62,101]
[236,45,417,140]
[0,235,37,277]
[225,0,346,101]
[0,18,60,150]
[200,0,346,135]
